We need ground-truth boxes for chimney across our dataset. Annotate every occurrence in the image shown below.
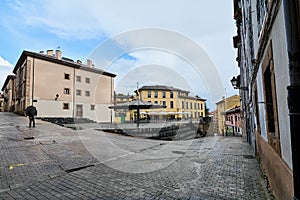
[77,60,82,64]
[55,49,62,60]
[47,50,53,56]
[39,50,44,54]
[87,59,92,68]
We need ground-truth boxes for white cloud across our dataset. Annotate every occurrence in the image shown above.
[0,56,13,68]
[3,0,238,107]
[0,56,14,91]
[7,0,235,40]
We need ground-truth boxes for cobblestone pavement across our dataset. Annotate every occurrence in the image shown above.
[0,113,273,199]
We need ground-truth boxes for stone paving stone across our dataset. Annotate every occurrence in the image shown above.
[0,113,274,199]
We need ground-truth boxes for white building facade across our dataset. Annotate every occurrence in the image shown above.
[233,0,294,199]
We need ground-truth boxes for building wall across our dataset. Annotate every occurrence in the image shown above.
[235,1,294,199]
[216,95,240,135]
[255,3,292,169]
[139,89,206,120]
[15,60,29,114]
[2,76,16,112]
[0,97,3,112]
[225,111,242,135]
[270,6,292,169]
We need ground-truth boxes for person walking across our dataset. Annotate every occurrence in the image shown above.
[24,105,37,128]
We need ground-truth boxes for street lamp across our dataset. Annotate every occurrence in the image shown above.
[230,76,248,90]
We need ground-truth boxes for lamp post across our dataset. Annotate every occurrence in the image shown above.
[230,76,248,90]
[231,75,249,142]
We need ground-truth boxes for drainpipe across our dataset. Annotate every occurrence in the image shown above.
[283,0,300,199]
[32,58,35,106]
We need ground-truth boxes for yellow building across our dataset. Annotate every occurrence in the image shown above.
[216,95,240,135]
[136,85,206,121]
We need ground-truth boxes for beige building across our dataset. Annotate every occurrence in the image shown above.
[216,95,240,135]
[136,85,206,121]
[1,75,16,112]
[12,49,116,122]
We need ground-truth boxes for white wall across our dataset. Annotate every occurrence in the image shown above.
[96,104,114,123]
[270,5,292,169]
[34,100,73,117]
[79,103,113,123]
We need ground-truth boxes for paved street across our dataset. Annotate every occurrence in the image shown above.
[0,113,273,199]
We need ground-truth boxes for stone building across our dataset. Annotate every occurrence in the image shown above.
[1,75,16,112]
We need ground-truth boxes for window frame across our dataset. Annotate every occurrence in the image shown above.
[64,88,70,95]
[85,91,90,97]
[64,73,70,80]
[63,103,69,110]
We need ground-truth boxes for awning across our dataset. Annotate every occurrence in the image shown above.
[109,99,166,110]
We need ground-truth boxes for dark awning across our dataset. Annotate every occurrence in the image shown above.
[109,100,166,110]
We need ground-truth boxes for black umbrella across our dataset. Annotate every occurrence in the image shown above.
[109,100,166,127]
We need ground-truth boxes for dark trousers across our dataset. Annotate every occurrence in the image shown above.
[29,116,35,127]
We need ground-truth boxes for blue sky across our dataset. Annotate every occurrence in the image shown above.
[0,0,239,110]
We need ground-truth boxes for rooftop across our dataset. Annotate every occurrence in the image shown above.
[137,85,189,93]
[12,50,116,78]
[1,75,15,91]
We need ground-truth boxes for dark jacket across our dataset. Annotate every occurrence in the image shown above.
[25,106,37,117]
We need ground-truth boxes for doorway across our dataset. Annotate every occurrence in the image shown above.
[76,104,83,118]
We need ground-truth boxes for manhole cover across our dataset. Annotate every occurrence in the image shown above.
[243,155,255,159]
[172,151,185,154]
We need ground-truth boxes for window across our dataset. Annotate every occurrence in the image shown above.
[254,86,261,133]
[170,91,174,98]
[186,102,188,109]
[63,103,69,109]
[162,101,166,107]
[190,102,193,109]
[148,101,151,103]
[90,104,95,110]
[201,103,203,110]
[182,101,185,109]
[86,77,90,84]
[194,103,196,110]
[235,116,237,121]
[148,91,151,98]
[154,91,158,98]
[198,103,200,109]
[85,91,90,97]
[76,76,81,82]
[162,91,166,98]
[170,101,174,108]
[154,101,158,104]
[262,42,280,154]
[64,88,70,95]
[76,89,81,96]
[64,73,70,80]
